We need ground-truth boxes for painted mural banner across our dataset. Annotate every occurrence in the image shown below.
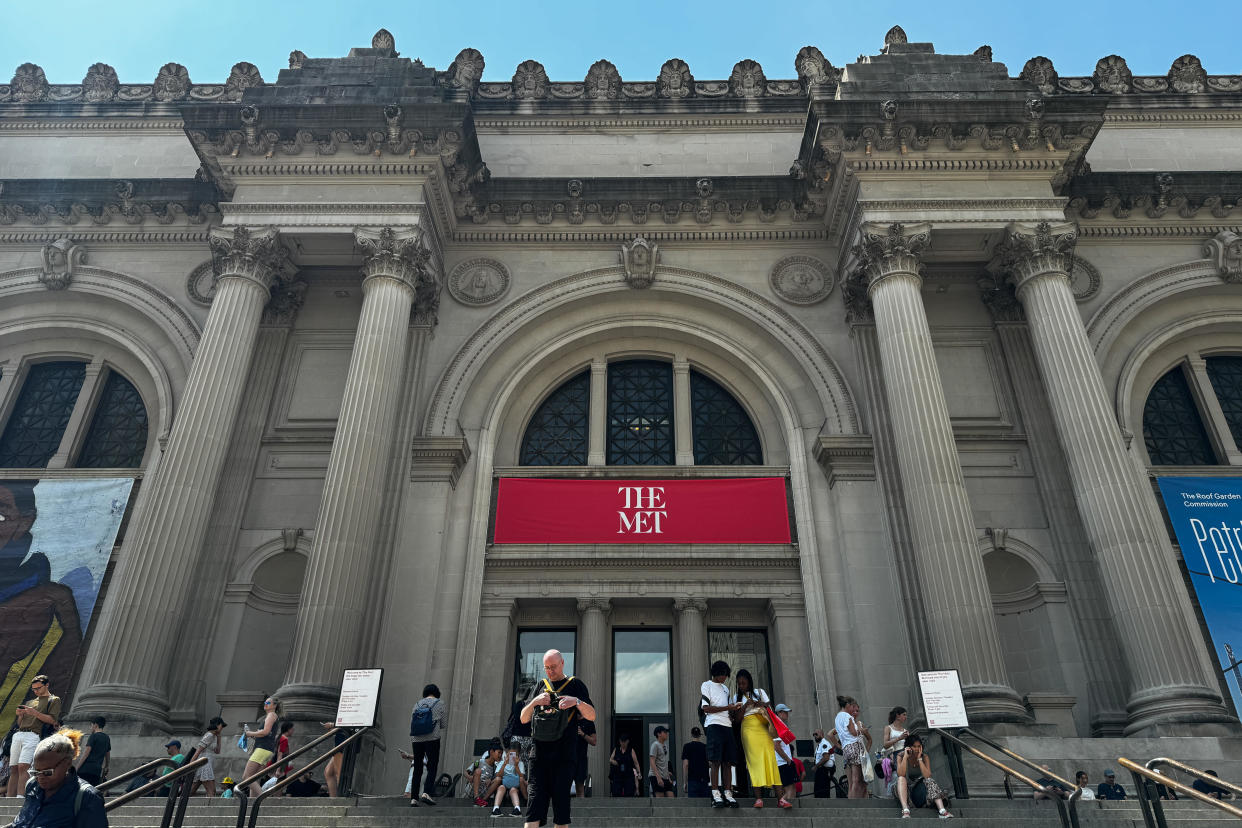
[493,477,791,544]
[0,477,134,726]
[1155,476,1242,714]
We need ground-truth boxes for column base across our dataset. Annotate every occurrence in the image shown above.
[962,683,1036,725]
[274,682,342,722]
[1123,685,1241,737]
[67,683,171,734]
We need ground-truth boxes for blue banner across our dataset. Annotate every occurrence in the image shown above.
[1156,476,1242,714]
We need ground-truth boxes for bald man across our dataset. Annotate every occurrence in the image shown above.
[519,650,594,828]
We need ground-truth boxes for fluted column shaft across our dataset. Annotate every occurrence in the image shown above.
[577,599,611,789]
[674,598,709,756]
[280,227,435,716]
[74,227,290,727]
[1000,222,1232,733]
[859,222,1027,722]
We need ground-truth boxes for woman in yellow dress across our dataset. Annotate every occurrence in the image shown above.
[732,669,780,808]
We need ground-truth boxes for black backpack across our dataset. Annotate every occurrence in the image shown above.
[531,677,576,742]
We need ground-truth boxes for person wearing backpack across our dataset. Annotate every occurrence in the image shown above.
[11,730,106,828]
[408,684,446,807]
[518,649,594,828]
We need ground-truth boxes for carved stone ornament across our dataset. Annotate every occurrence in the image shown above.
[884,25,908,46]
[729,59,766,98]
[11,63,49,102]
[619,236,660,289]
[989,221,1079,292]
[153,63,191,102]
[584,59,621,100]
[1093,55,1132,94]
[224,62,264,101]
[1168,54,1208,93]
[448,48,485,91]
[977,278,1024,323]
[1067,254,1101,302]
[186,260,216,306]
[512,60,549,100]
[448,257,511,306]
[974,45,993,62]
[354,227,441,322]
[1204,230,1242,284]
[657,58,694,99]
[1020,56,1058,95]
[854,222,931,286]
[769,255,835,305]
[39,238,85,291]
[289,50,307,70]
[262,278,308,326]
[208,226,293,291]
[841,271,873,325]
[372,28,396,52]
[81,63,119,103]
[795,46,832,87]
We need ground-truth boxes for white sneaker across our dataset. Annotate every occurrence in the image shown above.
[939,810,954,819]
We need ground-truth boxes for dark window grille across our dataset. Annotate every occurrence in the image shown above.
[1143,366,1215,466]
[690,370,762,465]
[78,371,149,468]
[0,361,87,468]
[1205,356,1242,449]
[607,360,674,465]
[519,370,589,465]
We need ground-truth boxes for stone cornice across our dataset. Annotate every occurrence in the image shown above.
[1066,172,1242,223]
[813,435,876,487]
[485,550,800,569]
[473,116,805,131]
[410,435,471,487]
[451,227,826,244]
[0,179,222,229]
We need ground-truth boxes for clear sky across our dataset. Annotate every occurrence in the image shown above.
[1,0,1236,85]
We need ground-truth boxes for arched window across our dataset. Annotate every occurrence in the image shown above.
[1205,356,1242,447]
[0,361,87,467]
[607,360,674,465]
[78,371,149,468]
[1143,366,1215,465]
[519,371,589,465]
[690,370,762,465]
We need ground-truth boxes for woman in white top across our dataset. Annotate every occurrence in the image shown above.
[884,707,909,753]
[834,695,871,799]
[732,669,780,808]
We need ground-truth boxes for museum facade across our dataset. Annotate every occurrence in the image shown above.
[1,26,1240,789]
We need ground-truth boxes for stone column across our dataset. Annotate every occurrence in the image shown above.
[279,226,439,717]
[588,359,607,465]
[467,598,517,748]
[577,599,612,789]
[673,598,709,754]
[767,599,815,734]
[994,221,1234,733]
[73,227,293,727]
[857,222,1027,723]
[673,360,695,465]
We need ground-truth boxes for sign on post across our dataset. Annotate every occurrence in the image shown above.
[918,670,969,729]
[336,669,383,728]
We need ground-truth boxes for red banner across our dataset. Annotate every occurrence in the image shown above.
[494,477,791,544]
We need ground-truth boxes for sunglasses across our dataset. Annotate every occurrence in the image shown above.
[28,759,67,778]
[264,700,274,706]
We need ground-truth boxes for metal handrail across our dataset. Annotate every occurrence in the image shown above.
[1120,757,1242,828]
[937,729,1080,828]
[232,727,365,828]
[240,727,369,828]
[1146,757,1242,800]
[106,757,209,828]
[96,756,180,793]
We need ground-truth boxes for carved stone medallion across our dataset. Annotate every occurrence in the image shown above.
[82,63,119,103]
[153,63,191,101]
[1020,57,1058,95]
[40,239,86,290]
[657,59,694,99]
[224,62,264,101]
[1093,55,1132,94]
[448,258,511,306]
[512,60,549,100]
[729,59,766,98]
[448,48,485,92]
[769,256,835,305]
[584,59,621,100]
[620,237,659,288]
[11,63,49,103]
[372,29,396,51]
[884,26,908,46]
[1168,54,1207,93]
[1067,254,1101,302]
[795,46,831,88]
[186,260,217,306]
[289,50,307,70]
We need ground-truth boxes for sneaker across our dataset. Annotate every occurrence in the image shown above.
[491,807,501,818]
[511,807,522,817]
[711,790,725,808]
[753,799,764,808]
[475,797,488,807]
[724,791,739,808]
[778,799,793,809]
[901,808,911,819]
[420,794,436,806]
[939,810,954,819]
[408,799,418,807]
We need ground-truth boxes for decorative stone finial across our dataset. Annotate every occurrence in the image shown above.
[657,58,694,99]
[1168,54,1207,93]
[795,46,832,87]
[884,26,908,46]
[153,62,191,102]
[512,60,549,100]
[40,239,86,290]
[1204,230,1242,283]
[224,62,264,101]
[729,59,766,98]
[448,48,485,92]
[289,50,307,69]
[11,63,49,102]
[1093,55,1132,93]
[82,63,119,103]
[1020,56,1058,95]
[584,59,621,100]
[372,28,395,51]
[620,236,659,289]
[973,45,993,62]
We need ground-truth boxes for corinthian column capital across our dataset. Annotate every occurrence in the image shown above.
[354,226,442,324]
[672,597,709,615]
[576,597,613,616]
[854,222,931,289]
[991,221,1078,294]
[209,226,293,292]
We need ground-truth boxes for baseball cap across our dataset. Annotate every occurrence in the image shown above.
[164,740,181,748]
[222,777,234,785]
[774,703,792,712]
[1104,769,1115,777]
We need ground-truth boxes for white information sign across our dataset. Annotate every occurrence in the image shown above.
[917,670,969,729]
[336,668,383,728]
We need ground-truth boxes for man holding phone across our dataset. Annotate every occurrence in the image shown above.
[6,675,61,797]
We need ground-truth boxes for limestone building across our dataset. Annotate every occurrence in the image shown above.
[2,26,1241,790]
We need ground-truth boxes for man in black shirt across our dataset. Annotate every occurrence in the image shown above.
[520,650,595,828]
[681,727,710,797]
[1192,770,1234,800]
[75,717,111,786]
[1097,770,1126,800]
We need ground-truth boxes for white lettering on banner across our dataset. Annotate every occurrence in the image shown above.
[617,485,667,534]
[1190,517,1242,584]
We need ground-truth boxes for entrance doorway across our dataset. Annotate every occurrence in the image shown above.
[613,630,673,797]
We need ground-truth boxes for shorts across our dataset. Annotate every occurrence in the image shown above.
[249,747,274,765]
[842,740,864,767]
[9,731,39,766]
[705,724,738,764]
[479,762,497,785]
[779,763,797,786]
[650,775,673,794]
[503,773,520,789]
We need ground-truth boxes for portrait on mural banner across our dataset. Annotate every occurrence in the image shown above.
[0,478,134,723]
[1156,476,1242,714]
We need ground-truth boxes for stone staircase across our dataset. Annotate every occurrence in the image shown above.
[3,794,1241,828]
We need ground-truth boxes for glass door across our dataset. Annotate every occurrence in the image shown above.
[613,630,673,796]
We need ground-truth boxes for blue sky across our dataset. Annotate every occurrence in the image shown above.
[1,0,1236,85]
